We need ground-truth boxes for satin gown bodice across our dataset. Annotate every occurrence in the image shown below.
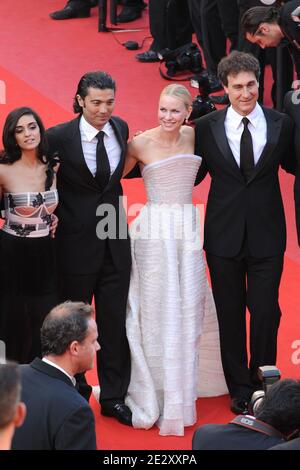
[142,154,201,205]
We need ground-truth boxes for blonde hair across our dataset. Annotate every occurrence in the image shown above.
[160,84,192,110]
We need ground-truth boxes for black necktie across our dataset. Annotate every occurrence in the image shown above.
[240,117,254,182]
[95,131,110,190]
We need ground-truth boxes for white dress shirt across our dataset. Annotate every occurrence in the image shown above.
[225,103,267,167]
[79,115,121,177]
[42,358,76,386]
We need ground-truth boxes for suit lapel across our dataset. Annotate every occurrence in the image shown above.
[65,118,100,191]
[102,117,126,194]
[209,108,243,180]
[66,117,126,193]
[247,107,282,184]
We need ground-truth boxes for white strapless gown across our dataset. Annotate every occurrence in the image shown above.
[125,155,227,436]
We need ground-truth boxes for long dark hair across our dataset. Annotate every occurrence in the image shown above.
[0,107,49,164]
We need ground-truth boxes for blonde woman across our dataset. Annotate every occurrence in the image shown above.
[123,85,227,436]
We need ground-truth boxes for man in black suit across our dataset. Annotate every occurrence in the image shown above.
[195,51,295,414]
[283,90,300,243]
[192,379,300,450]
[0,363,26,450]
[12,301,98,450]
[47,71,133,426]
[241,0,300,79]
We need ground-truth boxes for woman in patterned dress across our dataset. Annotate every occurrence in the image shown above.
[0,107,59,363]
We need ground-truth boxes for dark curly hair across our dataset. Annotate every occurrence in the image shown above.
[0,107,49,164]
[73,71,116,114]
[218,51,260,86]
[255,379,300,437]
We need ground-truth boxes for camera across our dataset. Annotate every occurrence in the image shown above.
[249,365,281,415]
[189,73,217,122]
[158,42,203,77]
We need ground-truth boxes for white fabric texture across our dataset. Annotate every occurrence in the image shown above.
[125,155,227,436]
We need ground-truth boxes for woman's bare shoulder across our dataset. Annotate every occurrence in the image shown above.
[129,129,157,152]
[181,125,195,138]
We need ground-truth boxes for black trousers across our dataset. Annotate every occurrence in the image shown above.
[148,0,193,51]
[188,0,239,74]
[59,243,131,405]
[206,251,283,399]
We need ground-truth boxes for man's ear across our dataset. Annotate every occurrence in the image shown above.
[76,94,84,108]
[14,402,26,428]
[259,23,270,35]
[69,340,80,356]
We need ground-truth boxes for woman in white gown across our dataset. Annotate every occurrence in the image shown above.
[123,85,227,436]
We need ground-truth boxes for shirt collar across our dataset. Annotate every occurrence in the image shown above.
[80,115,112,142]
[42,358,76,386]
[227,103,263,130]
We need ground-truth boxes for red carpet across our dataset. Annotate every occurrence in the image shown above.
[0,0,300,450]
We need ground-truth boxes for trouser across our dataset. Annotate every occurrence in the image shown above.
[148,0,193,51]
[59,243,131,404]
[206,251,283,399]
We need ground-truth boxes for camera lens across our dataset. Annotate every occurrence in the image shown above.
[249,390,265,415]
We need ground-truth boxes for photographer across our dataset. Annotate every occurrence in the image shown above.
[192,379,300,450]
[241,0,300,79]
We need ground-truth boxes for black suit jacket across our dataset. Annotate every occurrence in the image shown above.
[47,116,131,275]
[192,423,283,450]
[283,90,300,245]
[195,106,295,258]
[12,358,96,450]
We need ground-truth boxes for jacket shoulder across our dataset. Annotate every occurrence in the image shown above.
[47,118,78,137]
[262,105,292,122]
[111,115,128,129]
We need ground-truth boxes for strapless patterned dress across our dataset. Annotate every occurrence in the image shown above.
[0,188,59,363]
[125,155,228,436]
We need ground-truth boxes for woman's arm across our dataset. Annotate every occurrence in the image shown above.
[122,140,139,177]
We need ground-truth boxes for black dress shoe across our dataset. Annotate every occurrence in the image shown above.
[136,50,159,63]
[117,6,143,23]
[50,5,91,20]
[230,397,249,415]
[101,403,132,426]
